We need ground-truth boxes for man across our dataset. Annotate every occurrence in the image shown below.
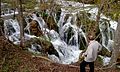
[80,35,102,72]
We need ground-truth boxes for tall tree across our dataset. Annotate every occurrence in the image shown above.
[12,0,17,19]
[109,18,120,68]
[17,0,24,47]
[0,0,4,36]
[0,0,1,17]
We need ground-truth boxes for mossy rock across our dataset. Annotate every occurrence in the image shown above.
[24,37,59,57]
[29,20,43,36]
[40,3,50,11]
[98,47,112,57]
[45,15,59,32]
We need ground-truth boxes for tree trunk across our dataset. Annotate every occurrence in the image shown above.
[0,0,1,17]
[0,18,4,36]
[109,18,120,68]
[12,0,16,19]
[18,0,24,47]
[0,0,4,36]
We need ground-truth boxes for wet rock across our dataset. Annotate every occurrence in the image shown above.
[45,15,59,32]
[29,20,43,36]
[98,47,112,57]
[25,37,59,58]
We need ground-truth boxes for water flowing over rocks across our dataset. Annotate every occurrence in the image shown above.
[2,0,118,65]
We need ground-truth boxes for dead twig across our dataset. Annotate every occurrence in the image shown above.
[1,55,7,68]
[32,55,53,62]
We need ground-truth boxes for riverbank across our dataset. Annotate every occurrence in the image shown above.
[0,36,119,72]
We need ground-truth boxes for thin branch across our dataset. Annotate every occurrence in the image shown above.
[0,0,1,18]
[1,55,7,68]
[32,55,53,62]
[96,62,119,70]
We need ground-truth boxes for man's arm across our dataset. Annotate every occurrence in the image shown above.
[98,43,102,52]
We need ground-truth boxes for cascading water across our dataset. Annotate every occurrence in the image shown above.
[49,11,86,63]
[4,18,36,44]
[99,15,118,52]
[3,0,118,65]
[3,11,85,64]
[4,19,20,43]
[32,13,46,30]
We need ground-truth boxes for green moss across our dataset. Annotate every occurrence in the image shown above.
[95,56,103,66]
[23,66,30,72]
[2,64,9,72]
[2,56,21,72]
[99,47,112,57]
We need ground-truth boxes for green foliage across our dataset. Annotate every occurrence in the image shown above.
[2,57,21,72]
[2,0,36,10]
[2,0,11,3]
[42,12,49,17]
[23,66,30,72]
[96,56,103,65]
[77,11,97,33]
[66,0,120,21]
[99,47,112,57]
[23,0,36,10]
[1,0,17,9]
[103,0,120,21]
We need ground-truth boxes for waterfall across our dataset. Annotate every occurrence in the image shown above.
[4,18,36,44]
[99,15,118,52]
[30,13,46,31]
[47,8,87,64]
[88,7,118,52]
[3,0,118,64]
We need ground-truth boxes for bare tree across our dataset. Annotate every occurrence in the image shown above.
[109,18,120,68]
[0,0,1,17]
[98,0,120,68]
[17,0,24,47]
[0,0,4,36]
[12,0,17,19]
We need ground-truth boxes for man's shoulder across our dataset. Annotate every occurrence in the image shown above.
[94,41,100,44]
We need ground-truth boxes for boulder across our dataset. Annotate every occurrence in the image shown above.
[25,37,59,58]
